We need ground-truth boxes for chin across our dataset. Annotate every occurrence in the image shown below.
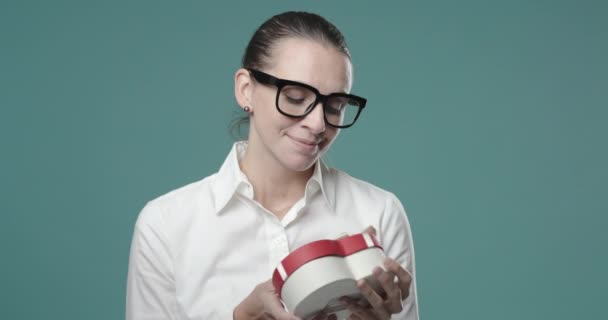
[280,153,319,172]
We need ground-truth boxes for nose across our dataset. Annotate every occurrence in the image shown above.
[301,101,326,134]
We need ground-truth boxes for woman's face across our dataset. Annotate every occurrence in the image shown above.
[244,37,353,172]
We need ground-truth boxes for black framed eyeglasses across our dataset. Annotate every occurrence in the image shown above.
[247,68,367,128]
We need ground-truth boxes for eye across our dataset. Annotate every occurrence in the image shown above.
[326,99,346,115]
[281,85,313,106]
[286,96,306,104]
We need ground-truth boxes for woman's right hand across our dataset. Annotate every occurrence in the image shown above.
[234,280,302,320]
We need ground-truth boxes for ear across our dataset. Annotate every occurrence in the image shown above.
[234,68,254,110]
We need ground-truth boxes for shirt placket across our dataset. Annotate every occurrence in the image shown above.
[265,216,290,273]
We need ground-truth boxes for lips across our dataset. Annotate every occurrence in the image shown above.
[290,136,321,146]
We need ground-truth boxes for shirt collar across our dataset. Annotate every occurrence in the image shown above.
[211,141,335,215]
[307,157,334,211]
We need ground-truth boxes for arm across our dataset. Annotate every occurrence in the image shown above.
[340,193,420,320]
[126,202,179,320]
[379,193,419,320]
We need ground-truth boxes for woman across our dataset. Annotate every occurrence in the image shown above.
[127,11,419,320]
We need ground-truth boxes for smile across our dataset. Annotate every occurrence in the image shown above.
[288,135,320,152]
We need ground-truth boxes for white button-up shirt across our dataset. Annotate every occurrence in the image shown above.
[126,142,419,319]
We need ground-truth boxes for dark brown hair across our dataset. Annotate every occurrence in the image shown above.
[230,11,351,139]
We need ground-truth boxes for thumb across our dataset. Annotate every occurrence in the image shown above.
[363,225,377,236]
[260,290,301,320]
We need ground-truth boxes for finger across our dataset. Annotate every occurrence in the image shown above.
[274,312,302,320]
[373,267,403,314]
[357,296,371,308]
[273,309,302,320]
[384,258,412,299]
[258,281,301,320]
[356,278,390,319]
[261,293,300,320]
[363,225,377,236]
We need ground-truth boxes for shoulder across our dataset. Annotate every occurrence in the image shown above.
[328,167,401,205]
[325,167,412,247]
[152,174,216,208]
[135,174,218,230]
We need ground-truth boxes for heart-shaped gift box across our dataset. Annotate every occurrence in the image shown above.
[272,232,386,319]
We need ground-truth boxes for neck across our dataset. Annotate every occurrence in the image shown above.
[239,141,314,217]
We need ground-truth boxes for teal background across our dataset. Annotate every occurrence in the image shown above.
[1,0,606,319]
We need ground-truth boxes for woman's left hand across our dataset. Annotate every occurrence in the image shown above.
[341,255,412,319]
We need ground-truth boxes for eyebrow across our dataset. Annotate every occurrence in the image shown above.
[284,77,349,95]
[249,68,352,96]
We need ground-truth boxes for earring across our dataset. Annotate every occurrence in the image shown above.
[243,106,251,113]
